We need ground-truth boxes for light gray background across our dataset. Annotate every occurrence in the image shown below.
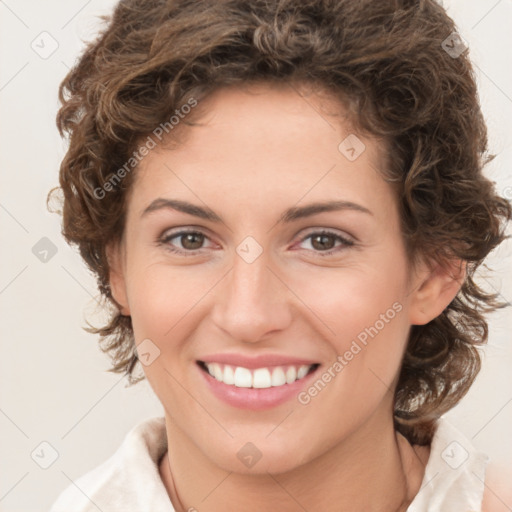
[0,1,511,511]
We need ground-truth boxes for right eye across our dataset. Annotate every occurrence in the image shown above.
[158,229,216,256]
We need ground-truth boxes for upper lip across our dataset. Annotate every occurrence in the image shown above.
[198,353,319,369]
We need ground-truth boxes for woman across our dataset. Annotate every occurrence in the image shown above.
[48,0,511,510]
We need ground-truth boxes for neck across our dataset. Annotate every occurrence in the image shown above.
[159,410,429,512]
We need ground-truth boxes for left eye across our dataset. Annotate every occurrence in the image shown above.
[296,230,354,255]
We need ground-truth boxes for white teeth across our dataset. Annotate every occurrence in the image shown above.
[234,367,252,388]
[223,365,235,385]
[297,365,309,380]
[253,368,272,388]
[285,366,297,384]
[213,363,223,381]
[271,367,286,387]
[204,363,314,388]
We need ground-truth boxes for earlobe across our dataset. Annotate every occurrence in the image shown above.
[106,242,131,316]
[409,259,466,326]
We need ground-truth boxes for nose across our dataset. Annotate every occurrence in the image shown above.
[210,249,293,343]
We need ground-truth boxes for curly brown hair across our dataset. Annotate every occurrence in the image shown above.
[50,0,511,445]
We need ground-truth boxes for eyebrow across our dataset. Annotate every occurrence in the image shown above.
[141,198,373,223]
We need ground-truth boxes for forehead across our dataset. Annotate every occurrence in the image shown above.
[129,83,394,220]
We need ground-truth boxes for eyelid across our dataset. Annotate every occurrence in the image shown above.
[297,227,355,244]
[159,225,215,241]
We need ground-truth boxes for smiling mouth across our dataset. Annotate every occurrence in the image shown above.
[197,361,320,389]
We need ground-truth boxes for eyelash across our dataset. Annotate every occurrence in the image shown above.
[158,228,355,257]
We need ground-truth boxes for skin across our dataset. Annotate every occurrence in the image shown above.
[108,82,465,511]
[482,464,512,512]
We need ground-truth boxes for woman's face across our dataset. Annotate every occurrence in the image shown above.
[110,82,439,474]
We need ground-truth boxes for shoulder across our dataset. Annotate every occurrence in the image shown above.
[406,417,502,512]
[48,417,168,512]
[481,463,512,512]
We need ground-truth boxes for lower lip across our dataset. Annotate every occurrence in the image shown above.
[198,364,320,410]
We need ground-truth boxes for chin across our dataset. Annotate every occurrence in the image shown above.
[202,430,317,476]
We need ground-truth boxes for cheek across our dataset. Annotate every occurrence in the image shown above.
[123,262,214,404]
[288,262,408,344]
[287,260,410,403]
[125,261,217,340]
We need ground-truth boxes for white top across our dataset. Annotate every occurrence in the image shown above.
[48,416,489,512]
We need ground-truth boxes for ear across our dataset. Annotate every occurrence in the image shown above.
[408,258,466,326]
[106,241,131,316]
